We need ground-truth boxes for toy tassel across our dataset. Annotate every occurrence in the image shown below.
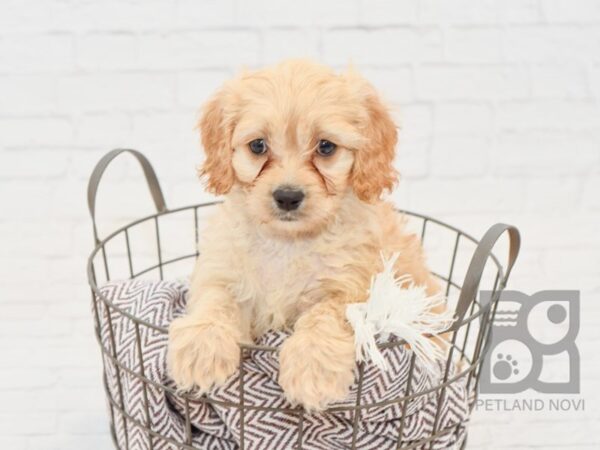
[346,253,455,373]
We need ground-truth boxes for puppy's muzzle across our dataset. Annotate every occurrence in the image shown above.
[273,187,304,211]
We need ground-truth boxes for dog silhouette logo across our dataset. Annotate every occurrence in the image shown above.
[479,290,580,394]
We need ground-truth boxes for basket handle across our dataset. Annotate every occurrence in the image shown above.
[87,148,168,243]
[451,223,521,330]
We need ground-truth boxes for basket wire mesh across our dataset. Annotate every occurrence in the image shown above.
[87,149,520,450]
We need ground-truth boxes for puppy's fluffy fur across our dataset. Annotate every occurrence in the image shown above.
[168,60,439,411]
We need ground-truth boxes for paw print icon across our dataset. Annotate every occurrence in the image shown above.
[493,353,520,380]
[479,290,579,394]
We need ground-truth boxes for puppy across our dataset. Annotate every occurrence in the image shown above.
[168,60,439,411]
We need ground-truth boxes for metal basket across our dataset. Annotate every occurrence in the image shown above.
[87,149,520,450]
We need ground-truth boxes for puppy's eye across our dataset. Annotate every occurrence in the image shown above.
[316,139,337,156]
[248,138,267,155]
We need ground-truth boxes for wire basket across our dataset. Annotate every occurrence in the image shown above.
[87,149,520,450]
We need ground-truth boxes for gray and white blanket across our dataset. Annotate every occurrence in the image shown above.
[98,280,470,450]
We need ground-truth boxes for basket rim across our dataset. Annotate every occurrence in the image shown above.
[87,202,504,352]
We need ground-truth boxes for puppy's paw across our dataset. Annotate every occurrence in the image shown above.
[278,329,356,411]
[167,315,240,393]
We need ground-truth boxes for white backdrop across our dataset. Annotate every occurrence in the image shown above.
[0,1,599,449]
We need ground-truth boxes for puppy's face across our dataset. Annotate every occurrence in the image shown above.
[199,60,398,238]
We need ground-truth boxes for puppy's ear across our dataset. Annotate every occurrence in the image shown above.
[198,90,235,195]
[347,73,398,202]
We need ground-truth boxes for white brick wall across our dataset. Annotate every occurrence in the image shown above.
[0,1,598,448]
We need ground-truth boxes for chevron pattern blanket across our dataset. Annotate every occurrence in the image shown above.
[98,280,470,450]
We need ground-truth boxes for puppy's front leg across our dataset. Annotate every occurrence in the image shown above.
[278,299,356,411]
[168,285,242,393]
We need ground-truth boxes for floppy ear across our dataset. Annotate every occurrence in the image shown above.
[349,77,399,202]
[198,90,235,195]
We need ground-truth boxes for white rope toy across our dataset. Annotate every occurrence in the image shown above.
[346,253,455,373]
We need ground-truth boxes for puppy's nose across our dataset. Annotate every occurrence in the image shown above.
[273,187,305,211]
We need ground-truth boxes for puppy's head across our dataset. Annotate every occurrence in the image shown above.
[199,60,398,237]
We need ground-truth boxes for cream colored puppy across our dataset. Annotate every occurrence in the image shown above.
[168,60,439,411]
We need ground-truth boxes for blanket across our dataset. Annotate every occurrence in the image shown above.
[97,280,470,450]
